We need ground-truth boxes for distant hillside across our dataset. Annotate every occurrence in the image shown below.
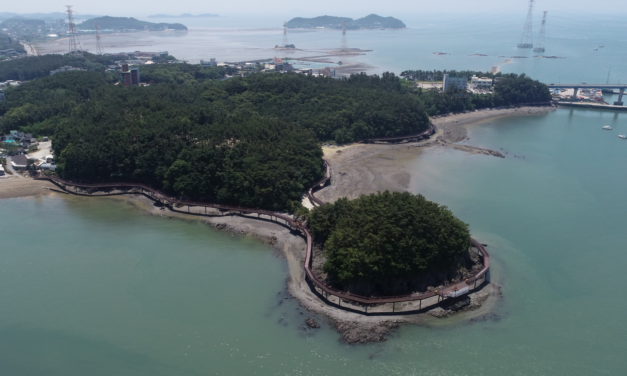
[286,14,405,29]
[148,13,219,18]
[0,12,103,21]
[0,18,46,28]
[77,16,187,31]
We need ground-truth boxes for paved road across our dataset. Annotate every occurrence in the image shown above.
[5,157,24,179]
[20,42,37,56]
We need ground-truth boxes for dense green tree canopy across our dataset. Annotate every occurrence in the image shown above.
[1,70,431,143]
[0,52,115,81]
[140,64,231,84]
[309,191,471,283]
[0,34,26,54]
[0,64,550,211]
[1,70,428,210]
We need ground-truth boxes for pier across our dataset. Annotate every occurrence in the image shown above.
[547,83,627,106]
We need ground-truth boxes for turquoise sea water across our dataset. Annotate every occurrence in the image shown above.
[13,12,627,374]
[1,108,626,374]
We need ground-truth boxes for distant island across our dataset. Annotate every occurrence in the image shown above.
[148,13,219,18]
[77,16,187,31]
[286,14,405,29]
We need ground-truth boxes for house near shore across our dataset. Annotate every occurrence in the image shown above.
[10,154,29,170]
[471,75,493,89]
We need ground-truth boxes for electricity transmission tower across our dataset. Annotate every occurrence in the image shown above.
[533,11,547,52]
[517,0,534,48]
[65,5,83,56]
[282,22,288,46]
[340,21,348,52]
[95,23,105,55]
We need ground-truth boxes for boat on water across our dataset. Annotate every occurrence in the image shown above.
[619,135,627,139]
[599,45,604,48]
[602,125,612,130]
[593,48,598,51]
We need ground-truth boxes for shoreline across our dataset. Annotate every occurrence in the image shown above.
[0,106,551,342]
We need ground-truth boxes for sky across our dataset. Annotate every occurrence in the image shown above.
[2,0,627,18]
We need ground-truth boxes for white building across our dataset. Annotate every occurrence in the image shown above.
[200,58,217,67]
[471,75,493,89]
[443,74,468,91]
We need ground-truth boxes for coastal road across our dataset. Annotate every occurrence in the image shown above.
[21,42,37,56]
[5,157,24,179]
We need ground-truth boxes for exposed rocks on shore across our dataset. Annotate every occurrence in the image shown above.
[305,318,320,328]
[333,319,401,344]
[427,289,491,318]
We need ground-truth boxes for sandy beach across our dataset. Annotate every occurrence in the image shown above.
[0,176,56,200]
[0,106,554,342]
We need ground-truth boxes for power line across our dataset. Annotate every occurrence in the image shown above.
[340,21,348,52]
[533,11,547,52]
[282,22,288,47]
[95,22,105,55]
[65,5,82,56]
[517,0,534,48]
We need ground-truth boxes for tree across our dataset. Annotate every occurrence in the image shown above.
[309,191,471,283]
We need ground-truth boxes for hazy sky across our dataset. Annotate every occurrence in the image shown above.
[2,0,627,17]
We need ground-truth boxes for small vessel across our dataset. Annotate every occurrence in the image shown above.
[593,48,598,51]
[619,135,627,139]
[599,45,604,48]
[602,125,612,130]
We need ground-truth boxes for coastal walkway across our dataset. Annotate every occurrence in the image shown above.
[34,126,490,315]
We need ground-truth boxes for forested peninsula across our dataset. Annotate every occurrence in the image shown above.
[0,54,551,213]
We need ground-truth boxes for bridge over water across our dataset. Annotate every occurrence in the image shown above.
[547,83,627,105]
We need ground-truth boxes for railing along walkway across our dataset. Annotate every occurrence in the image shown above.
[36,130,490,314]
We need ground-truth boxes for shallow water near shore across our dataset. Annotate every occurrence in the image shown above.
[1,107,627,374]
[408,107,627,373]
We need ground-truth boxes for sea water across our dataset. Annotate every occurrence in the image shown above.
[1,108,626,374]
[45,12,627,84]
[11,13,627,374]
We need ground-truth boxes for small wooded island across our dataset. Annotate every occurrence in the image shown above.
[286,14,406,29]
[309,191,476,296]
[77,16,187,31]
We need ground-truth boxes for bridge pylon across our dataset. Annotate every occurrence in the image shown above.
[614,88,624,106]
